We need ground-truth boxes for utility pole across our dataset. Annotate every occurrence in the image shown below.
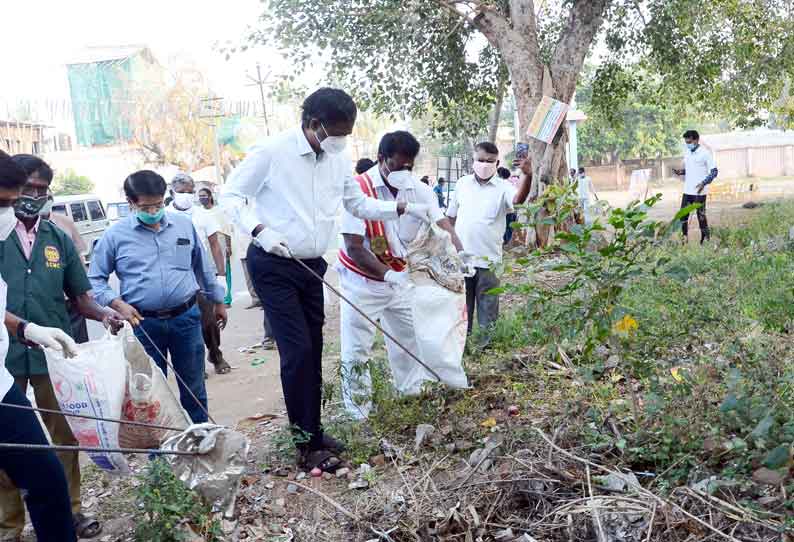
[246,63,272,135]
[199,95,225,185]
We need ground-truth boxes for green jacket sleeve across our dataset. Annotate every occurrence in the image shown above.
[61,232,92,299]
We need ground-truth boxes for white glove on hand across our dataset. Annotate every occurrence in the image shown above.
[458,251,475,265]
[215,275,227,294]
[24,323,79,358]
[404,203,431,223]
[458,251,476,277]
[384,270,411,287]
[255,228,290,258]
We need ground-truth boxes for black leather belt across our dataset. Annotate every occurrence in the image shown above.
[138,294,197,319]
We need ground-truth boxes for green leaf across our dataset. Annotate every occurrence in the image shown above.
[749,414,775,441]
[484,287,506,296]
[720,393,739,412]
[664,265,690,282]
[762,444,791,469]
[673,204,701,222]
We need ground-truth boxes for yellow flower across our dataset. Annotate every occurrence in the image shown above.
[612,315,639,337]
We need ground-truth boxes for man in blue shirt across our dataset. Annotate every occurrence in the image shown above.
[89,170,227,423]
[433,177,447,208]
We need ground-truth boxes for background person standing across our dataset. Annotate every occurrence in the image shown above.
[168,174,231,375]
[448,142,530,346]
[673,130,718,243]
[221,88,431,471]
[197,187,233,306]
[576,167,598,224]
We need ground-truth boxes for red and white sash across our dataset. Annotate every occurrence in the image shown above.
[338,173,406,281]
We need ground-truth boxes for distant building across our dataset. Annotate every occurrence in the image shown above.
[0,120,53,155]
[66,45,161,147]
[700,129,794,179]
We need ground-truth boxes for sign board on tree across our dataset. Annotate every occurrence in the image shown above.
[527,96,569,144]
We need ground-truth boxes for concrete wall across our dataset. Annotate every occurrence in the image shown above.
[584,144,794,190]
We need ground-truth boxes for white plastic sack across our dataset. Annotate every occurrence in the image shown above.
[118,325,189,449]
[409,275,469,389]
[405,222,468,389]
[47,331,130,474]
[47,325,190,474]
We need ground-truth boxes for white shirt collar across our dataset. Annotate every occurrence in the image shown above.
[470,173,498,186]
[294,126,316,157]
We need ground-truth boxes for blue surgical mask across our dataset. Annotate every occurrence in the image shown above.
[686,143,697,151]
[137,208,165,225]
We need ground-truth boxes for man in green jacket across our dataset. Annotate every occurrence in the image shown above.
[0,155,122,541]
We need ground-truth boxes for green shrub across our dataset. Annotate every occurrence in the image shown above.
[134,459,221,542]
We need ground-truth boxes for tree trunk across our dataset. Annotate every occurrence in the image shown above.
[471,0,611,246]
[487,73,509,143]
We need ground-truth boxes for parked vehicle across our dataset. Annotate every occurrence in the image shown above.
[52,195,110,260]
[106,202,130,222]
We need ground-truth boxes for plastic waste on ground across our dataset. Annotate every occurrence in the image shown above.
[162,423,250,516]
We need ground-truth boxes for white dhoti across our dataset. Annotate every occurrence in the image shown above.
[338,267,429,420]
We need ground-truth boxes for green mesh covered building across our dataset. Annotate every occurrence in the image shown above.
[66,46,160,147]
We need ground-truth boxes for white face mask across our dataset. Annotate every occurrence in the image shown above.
[382,164,413,190]
[318,123,348,155]
[0,207,17,241]
[172,192,194,210]
[473,160,498,180]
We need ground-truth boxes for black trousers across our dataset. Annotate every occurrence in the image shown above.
[247,245,327,450]
[0,385,76,542]
[680,194,709,242]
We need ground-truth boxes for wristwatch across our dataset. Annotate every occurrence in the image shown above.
[16,320,28,342]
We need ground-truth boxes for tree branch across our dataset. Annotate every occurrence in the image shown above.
[509,0,536,35]
[550,0,612,100]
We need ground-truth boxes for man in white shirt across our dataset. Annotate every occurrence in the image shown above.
[448,142,531,344]
[221,88,431,471]
[577,167,599,224]
[168,174,231,375]
[673,130,718,243]
[337,131,462,419]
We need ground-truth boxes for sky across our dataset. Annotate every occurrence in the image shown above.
[0,0,311,105]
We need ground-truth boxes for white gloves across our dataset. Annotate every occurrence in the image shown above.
[404,203,432,223]
[24,323,79,358]
[458,251,475,266]
[215,275,227,294]
[458,251,476,277]
[255,228,290,258]
[384,270,411,287]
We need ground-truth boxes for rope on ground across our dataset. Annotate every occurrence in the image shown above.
[135,324,217,424]
[0,401,187,433]
[0,442,199,456]
[287,249,443,382]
